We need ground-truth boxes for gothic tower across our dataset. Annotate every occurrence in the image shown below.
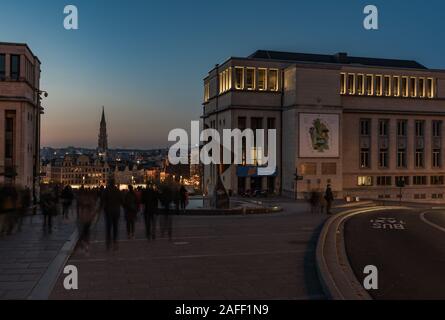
[97,106,108,159]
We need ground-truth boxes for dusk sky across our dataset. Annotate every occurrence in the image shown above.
[1,0,445,149]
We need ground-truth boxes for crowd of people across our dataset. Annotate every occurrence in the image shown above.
[38,180,190,252]
[0,185,32,236]
[308,184,335,215]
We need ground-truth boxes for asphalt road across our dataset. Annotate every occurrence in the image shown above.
[344,208,445,300]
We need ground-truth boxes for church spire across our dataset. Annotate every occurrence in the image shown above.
[98,106,108,159]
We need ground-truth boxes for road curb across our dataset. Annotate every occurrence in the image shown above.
[316,206,410,300]
[27,228,79,300]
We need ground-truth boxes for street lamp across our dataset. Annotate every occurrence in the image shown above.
[33,89,48,204]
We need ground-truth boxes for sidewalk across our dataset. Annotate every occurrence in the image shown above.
[0,208,78,300]
[51,200,328,300]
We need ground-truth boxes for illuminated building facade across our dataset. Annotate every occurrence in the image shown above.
[203,50,445,202]
[47,154,110,188]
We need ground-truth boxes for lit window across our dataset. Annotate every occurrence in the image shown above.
[219,73,223,93]
[357,176,373,186]
[340,73,347,94]
[234,67,244,90]
[401,77,409,97]
[222,71,226,93]
[393,76,400,97]
[204,82,210,102]
[258,68,267,91]
[246,68,255,90]
[375,75,383,96]
[384,75,391,96]
[348,73,355,95]
[410,77,417,97]
[250,147,263,166]
[366,75,374,96]
[427,78,435,98]
[268,69,279,91]
[357,74,365,95]
[419,78,425,98]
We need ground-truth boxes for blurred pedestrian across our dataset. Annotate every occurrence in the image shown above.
[324,184,334,215]
[61,185,74,218]
[123,185,138,239]
[77,187,97,254]
[309,191,318,214]
[160,184,173,241]
[40,185,58,234]
[179,185,188,213]
[101,180,122,250]
[142,185,158,240]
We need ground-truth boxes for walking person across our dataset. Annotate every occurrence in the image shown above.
[142,185,158,240]
[319,190,326,214]
[40,185,58,234]
[160,184,173,241]
[309,191,318,214]
[123,185,138,239]
[77,187,96,255]
[324,184,335,215]
[179,185,188,213]
[101,180,122,250]
[61,185,74,219]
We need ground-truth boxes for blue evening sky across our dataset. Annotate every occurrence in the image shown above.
[0,0,444,148]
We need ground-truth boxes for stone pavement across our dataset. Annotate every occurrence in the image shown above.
[51,199,328,300]
[0,208,77,300]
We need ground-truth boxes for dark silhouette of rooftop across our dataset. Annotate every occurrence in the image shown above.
[249,50,427,69]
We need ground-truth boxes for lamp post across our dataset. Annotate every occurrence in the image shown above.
[34,89,48,204]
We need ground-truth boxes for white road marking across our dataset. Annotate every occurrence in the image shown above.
[420,211,445,233]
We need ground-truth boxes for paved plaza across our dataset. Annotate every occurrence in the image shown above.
[50,200,327,300]
[0,209,77,300]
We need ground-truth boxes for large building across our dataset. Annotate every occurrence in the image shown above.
[0,43,42,200]
[202,50,445,202]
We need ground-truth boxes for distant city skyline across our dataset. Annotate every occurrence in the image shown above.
[1,0,445,148]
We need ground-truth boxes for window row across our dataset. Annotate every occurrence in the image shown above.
[360,148,441,169]
[0,54,21,81]
[357,175,445,187]
[0,53,36,85]
[218,67,280,94]
[360,119,442,138]
[341,73,436,99]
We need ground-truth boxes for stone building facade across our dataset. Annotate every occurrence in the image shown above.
[203,50,445,202]
[0,43,42,200]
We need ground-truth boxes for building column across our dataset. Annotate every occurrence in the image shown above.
[5,54,10,80]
